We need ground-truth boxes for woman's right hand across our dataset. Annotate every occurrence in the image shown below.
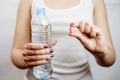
[22,41,56,68]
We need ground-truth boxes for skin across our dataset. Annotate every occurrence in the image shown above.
[11,0,116,69]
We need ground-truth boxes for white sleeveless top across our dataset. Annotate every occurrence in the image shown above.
[26,0,94,80]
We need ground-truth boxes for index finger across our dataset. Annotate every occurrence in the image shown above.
[24,43,48,50]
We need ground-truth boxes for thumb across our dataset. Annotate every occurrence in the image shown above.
[51,40,57,47]
[69,29,88,45]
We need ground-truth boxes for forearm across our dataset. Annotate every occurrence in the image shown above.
[94,46,116,67]
[11,49,27,69]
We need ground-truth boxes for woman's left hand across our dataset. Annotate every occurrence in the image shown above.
[69,21,107,56]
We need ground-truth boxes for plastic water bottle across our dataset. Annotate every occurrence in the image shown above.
[31,8,53,80]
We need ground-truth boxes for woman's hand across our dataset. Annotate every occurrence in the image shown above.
[69,21,107,57]
[22,40,56,68]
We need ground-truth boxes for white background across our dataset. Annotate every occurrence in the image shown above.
[0,0,120,80]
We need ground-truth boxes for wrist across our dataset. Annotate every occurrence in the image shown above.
[93,46,116,67]
[93,45,108,59]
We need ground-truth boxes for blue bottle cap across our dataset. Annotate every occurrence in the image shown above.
[36,8,46,16]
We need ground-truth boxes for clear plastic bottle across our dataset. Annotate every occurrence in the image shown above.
[31,8,53,80]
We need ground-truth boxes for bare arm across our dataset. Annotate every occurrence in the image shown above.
[93,0,116,66]
[11,0,32,69]
[11,0,55,69]
[69,0,116,67]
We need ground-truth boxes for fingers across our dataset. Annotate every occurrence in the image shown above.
[71,21,102,38]
[51,40,57,47]
[24,40,57,50]
[23,48,52,56]
[24,43,46,50]
[23,42,55,68]
[89,25,102,38]
[22,39,57,68]
[25,60,48,68]
[72,21,91,33]
[84,22,91,34]
[23,48,54,68]
[90,27,97,37]
[23,54,51,62]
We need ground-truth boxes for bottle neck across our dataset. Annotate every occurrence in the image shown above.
[36,8,46,16]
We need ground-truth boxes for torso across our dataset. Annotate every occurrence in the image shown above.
[26,0,94,80]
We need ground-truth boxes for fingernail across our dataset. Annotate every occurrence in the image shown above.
[70,23,74,33]
[50,49,54,53]
[46,58,50,61]
[70,23,74,26]
[50,54,54,57]
[44,45,48,48]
